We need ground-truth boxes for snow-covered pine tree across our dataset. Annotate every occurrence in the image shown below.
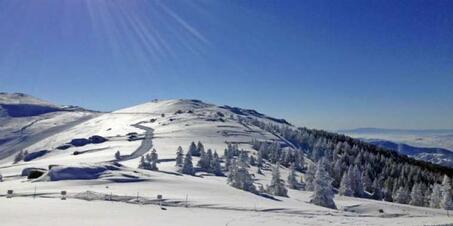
[138,156,151,170]
[361,171,372,193]
[383,178,395,202]
[339,172,353,196]
[224,147,234,172]
[197,147,209,170]
[150,149,159,171]
[332,159,343,187]
[372,178,383,200]
[393,186,410,204]
[305,162,316,191]
[145,153,152,162]
[423,186,432,207]
[430,183,442,208]
[294,149,304,171]
[176,146,184,166]
[206,149,213,165]
[239,151,249,165]
[227,160,256,193]
[114,150,121,160]
[352,165,364,197]
[310,159,336,209]
[409,183,424,206]
[267,163,288,197]
[440,175,453,210]
[287,164,299,189]
[195,141,204,157]
[257,148,264,168]
[210,151,223,176]
[188,142,198,157]
[181,151,194,175]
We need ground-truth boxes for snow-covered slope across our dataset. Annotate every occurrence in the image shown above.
[0,97,452,226]
[0,92,97,159]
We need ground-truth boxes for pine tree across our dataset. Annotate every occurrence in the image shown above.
[393,186,410,204]
[339,173,353,196]
[176,146,184,166]
[145,153,152,162]
[239,151,249,165]
[361,171,372,193]
[210,152,223,176]
[181,152,194,175]
[194,141,204,157]
[207,149,213,162]
[267,164,288,197]
[440,175,453,210]
[227,160,256,193]
[305,162,316,191]
[430,183,442,208]
[198,147,209,170]
[149,149,159,171]
[294,149,304,171]
[257,149,264,168]
[332,159,343,186]
[114,150,121,160]
[287,164,299,189]
[138,156,151,170]
[352,165,364,197]
[188,142,198,156]
[372,178,383,200]
[310,160,336,209]
[410,183,424,206]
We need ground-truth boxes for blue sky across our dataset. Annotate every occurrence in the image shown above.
[0,0,452,130]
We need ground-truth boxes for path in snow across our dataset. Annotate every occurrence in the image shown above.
[119,122,154,161]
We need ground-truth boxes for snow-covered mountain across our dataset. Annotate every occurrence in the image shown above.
[362,139,453,168]
[339,128,453,151]
[339,128,453,168]
[0,94,452,226]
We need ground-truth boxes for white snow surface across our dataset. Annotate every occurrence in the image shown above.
[0,99,452,225]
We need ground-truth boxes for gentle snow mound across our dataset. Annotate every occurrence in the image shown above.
[37,163,129,181]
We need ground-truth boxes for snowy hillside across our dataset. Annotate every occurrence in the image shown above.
[0,92,97,159]
[0,96,452,226]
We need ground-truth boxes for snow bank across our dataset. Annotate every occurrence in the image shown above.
[40,163,122,181]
